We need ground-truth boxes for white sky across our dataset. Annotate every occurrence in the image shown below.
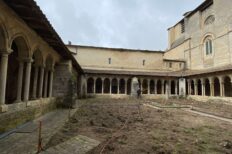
[35,0,203,51]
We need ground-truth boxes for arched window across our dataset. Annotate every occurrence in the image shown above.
[204,37,213,56]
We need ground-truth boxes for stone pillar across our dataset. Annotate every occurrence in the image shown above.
[194,80,198,95]
[102,78,104,94]
[175,80,178,95]
[48,70,54,97]
[219,77,225,97]
[0,53,9,105]
[161,80,165,94]
[38,66,45,98]
[202,81,205,96]
[125,79,128,94]
[23,59,32,102]
[43,69,48,98]
[188,79,192,95]
[32,66,39,99]
[117,79,120,94]
[154,80,157,94]
[109,78,112,94]
[210,78,214,97]
[165,80,170,99]
[16,61,24,102]
[148,79,150,94]
[93,78,96,94]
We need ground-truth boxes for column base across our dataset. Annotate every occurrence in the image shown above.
[0,105,8,113]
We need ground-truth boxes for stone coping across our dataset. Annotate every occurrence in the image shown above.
[0,97,56,113]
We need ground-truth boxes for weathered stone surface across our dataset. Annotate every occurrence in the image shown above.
[42,135,100,154]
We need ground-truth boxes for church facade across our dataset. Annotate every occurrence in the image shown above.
[68,0,232,100]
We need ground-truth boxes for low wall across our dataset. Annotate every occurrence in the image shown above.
[86,94,170,99]
[188,95,232,103]
[0,98,57,134]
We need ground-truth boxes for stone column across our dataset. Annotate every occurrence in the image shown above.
[32,66,39,99]
[125,79,128,94]
[194,80,198,95]
[202,81,205,96]
[16,60,24,102]
[48,70,54,97]
[0,53,9,105]
[161,80,165,94]
[210,79,214,97]
[187,79,190,95]
[109,78,112,94]
[219,77,225,97]
[154,80,157,94]
[93,78,96,94]
[102,78,104,94]
[43,69,48,98]
[175,80,178,95]
[117,79,120,94]
[148,79,150,94]
[38,66,45,98]
[23,59,32,102]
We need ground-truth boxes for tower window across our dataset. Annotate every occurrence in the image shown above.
[169,62,172,68]
[204,37,213,55]
[108,58,111,64]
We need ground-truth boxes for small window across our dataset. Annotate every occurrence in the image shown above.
[108,58,111,64]
[169,62,172,68]
[204,15,215,26]
[143,60,145,66]
[179,63,182,68]
[205,38,213,55]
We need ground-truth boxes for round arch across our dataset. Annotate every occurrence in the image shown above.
[171,80,175,95]
[103,78,110,94]
[142,79,148,94]
[214,77,220,97]
[95,78,102,94]
[205,78,210,96]
[9,34,31,58]
[157,80,162,94]
[87,78,94,94]
[224,76,232,97]
[119,79,125,94]
[111,78,118,94]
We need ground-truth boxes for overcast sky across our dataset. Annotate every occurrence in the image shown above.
[35,0,203,51]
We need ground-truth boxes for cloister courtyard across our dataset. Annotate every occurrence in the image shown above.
[3,98,228,154]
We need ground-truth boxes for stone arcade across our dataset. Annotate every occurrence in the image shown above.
[0,0,82,132]
[68,0,232,101]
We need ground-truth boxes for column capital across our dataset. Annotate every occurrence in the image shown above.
[0,49,13,55]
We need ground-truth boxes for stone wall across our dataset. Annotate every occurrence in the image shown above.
[68,46,165,72]
[53,60,76,97]
[165,0,232,70]
[0,98,57,133]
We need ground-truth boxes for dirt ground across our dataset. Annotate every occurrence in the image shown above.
[152,98,232,119]
[46,98,232,154]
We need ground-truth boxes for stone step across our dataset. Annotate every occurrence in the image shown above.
[42,135,100,154]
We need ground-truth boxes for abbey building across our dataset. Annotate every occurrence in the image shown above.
[68,0,232,100]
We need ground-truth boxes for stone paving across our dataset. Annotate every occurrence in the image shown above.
[0,109,77,154]
[41,135,100,154]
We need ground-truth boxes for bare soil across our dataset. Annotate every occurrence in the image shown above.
[152,98,232,119]
[46,98,232,154]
